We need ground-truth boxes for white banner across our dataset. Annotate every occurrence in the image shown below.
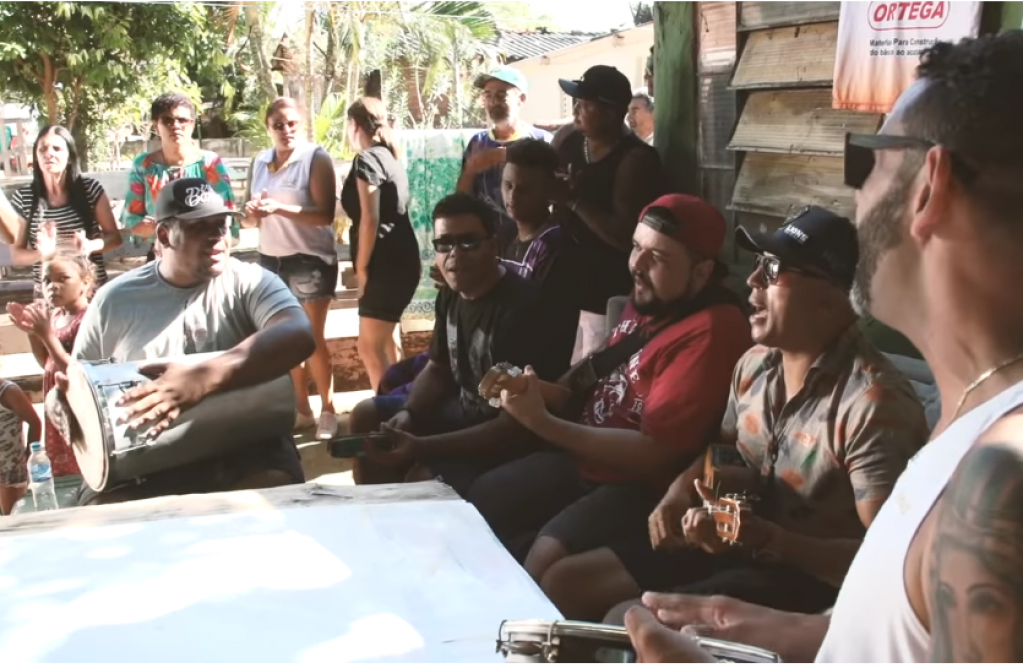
[833,1,982,112]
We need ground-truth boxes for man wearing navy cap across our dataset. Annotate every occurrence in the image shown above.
[57,177,315,504]
[542,206,928,624]
[457,66,551,241]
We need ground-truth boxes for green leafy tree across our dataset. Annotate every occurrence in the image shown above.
[0,1,230,167]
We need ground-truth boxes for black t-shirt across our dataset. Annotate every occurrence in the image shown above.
[341,145,420,279]
[429,271,575,422]
[557,130,665,314]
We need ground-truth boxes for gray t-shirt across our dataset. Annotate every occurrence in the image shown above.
[74,257,300,362]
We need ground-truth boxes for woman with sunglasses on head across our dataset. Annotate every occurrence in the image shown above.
[244,97,340,439]
[7,125,121,298]
[341,97,421,394]
[122,93,236,261]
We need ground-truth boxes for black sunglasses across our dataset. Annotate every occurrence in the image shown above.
[844,132,976,190]
[432,234,490,254]
[752,253,831,285]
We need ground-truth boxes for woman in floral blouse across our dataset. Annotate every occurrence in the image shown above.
[122,92,236,260]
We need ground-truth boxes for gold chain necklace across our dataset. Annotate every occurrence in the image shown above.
[952,351,1023,421]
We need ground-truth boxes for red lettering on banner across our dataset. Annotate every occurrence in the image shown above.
[868,1,950,30]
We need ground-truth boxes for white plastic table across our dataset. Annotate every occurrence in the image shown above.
[0,481,559,662]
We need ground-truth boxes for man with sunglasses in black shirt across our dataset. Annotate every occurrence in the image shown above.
[349,192,576,492]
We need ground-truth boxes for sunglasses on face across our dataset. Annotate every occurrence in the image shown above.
[752,253,831,285]
[272,120,300,133]
[432,234,490,254]
[182,217,230,236]
[844,132,976,190]
[160,116,194,127]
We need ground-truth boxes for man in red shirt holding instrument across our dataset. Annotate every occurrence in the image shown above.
[481,194,751,582]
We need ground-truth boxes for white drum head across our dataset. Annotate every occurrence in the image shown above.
[66,361,110,491]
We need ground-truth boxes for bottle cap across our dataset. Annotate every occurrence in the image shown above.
[29,441,42,452]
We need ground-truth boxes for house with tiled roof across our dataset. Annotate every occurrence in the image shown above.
[493,28,605,63]
[510,24,654,123]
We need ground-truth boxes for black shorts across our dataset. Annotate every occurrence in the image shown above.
[609,536,838,614]
[260,253,339,302]
[370,394,504,496]
[76,434,306,506]
[359,264,420,323]
[466,451,659,561]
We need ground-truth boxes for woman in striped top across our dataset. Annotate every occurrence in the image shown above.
[9,126,121,295]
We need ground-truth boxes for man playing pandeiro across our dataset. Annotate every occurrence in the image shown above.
[52,178,315,505]
[623,31,1023,664]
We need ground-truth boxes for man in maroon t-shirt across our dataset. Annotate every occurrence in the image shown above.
[469,194,752,583]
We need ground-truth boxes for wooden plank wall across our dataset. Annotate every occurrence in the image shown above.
[696,2,738,265]
[728,1,881,235]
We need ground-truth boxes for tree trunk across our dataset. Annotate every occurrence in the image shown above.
[245,4,278,101]
[41,53,59,124]
[304,2,315,142]
[452,32,462,128]
[365,70,382,99]
[71,117,90,172]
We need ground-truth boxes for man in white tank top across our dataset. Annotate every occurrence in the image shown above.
[620,31,1023,663]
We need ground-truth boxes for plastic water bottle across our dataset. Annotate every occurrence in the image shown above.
[28,442,58,512]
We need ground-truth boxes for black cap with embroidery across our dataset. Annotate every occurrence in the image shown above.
[154,177,242,223]
[558,65,633,109]
[735,206,859,288]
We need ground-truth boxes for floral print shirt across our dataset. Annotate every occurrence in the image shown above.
[121,150,238,241]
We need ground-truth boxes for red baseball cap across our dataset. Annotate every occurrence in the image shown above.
[638,194,726,258]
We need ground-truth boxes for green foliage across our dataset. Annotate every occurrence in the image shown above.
[313,93,354,160]
[0,0,231,167]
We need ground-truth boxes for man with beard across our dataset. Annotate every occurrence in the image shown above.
[473,194,750,582]
[622,31,1023,663]
[57,178,315,504]
[545,207,926,623]
[457,67,551,244]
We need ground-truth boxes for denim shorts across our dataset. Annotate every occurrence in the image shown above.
[259,253,339,302]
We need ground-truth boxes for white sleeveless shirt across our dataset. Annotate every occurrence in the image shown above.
[250,143,337,264]
[817,379,1023,662]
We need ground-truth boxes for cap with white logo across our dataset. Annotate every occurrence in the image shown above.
[154,177,242,223]
[735,206,859,288]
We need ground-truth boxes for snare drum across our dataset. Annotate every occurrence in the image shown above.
[496,619,782,663]
[65,354,295,492]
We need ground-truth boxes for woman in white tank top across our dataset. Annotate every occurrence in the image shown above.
[244,97,340,440]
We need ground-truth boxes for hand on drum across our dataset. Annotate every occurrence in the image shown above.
[116,361,215,438]
[623,606,715,662]
[637,592,820,663]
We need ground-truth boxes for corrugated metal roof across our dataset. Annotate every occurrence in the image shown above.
[494,29,605,62]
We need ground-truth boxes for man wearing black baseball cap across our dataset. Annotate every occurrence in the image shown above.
[560,205,926,627]
[57,177,316,505]
[552,65,667,363]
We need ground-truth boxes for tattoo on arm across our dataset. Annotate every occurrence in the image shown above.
[929,444,1023,662]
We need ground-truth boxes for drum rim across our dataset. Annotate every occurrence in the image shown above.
[65,361,112,491]
[498,618,783,663]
